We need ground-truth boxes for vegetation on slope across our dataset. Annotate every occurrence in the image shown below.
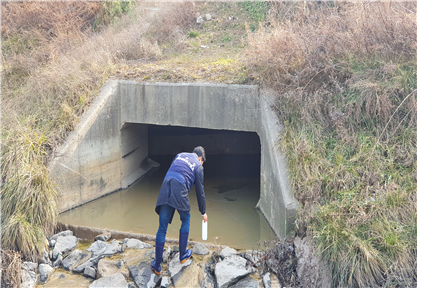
[1,1,416,288]
[245,1,417,287]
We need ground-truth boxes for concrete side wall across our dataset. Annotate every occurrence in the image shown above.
[258,93,299,237]
[50,82,121,212]
[120,123,151,188]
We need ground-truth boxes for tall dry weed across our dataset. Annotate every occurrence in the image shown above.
[150,1,198,47]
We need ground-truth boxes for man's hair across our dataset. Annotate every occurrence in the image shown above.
[193,146,206,163]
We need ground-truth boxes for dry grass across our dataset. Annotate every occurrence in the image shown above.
[244,1,417,288]
[1,249,22,288]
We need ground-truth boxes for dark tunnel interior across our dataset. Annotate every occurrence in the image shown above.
[148,125,261,179]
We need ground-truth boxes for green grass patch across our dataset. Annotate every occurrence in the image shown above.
[188,30,199,38]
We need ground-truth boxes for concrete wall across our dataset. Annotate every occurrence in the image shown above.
[49,81,298,237]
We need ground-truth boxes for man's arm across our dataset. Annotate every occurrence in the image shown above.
[195,165,206,220]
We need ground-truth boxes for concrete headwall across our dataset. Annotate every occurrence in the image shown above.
[49,81,298,237]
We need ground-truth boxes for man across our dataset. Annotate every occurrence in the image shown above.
[151,146,208,275]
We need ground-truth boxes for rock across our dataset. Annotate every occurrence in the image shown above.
[49,250,53,260]
[22,262,37,272]
[89,273,128,288]
[168,252,193,286]
[294,237,332,288]
[50,230,73,242]
[163,246,171,264]
[21,268,37,288]
[52,236,78,259]
[39,264,54,283]
[73,254,105,274]
[200,263,216,288]
[241,251,263,268]
[87,240,121,257]
[97,258,130,279]
[128,282,136,288]
[127,250,161,288]
[62,249,90,271]
[262,272,271,288]
[95,233,111,242]
[214,255,254,288]
[125,238,152,249]
[160,276,171,288]
[53,254,63,268]
[172,245,179,253]
[168,253,201,288]
[42,251,51,265]
[50,239,56,247]
[206,13,211,20]
[196,16,204,24]
[87,241,108,255]
[229,275,259,288]
[193,243,209,255]
[165,251,202,287]
[84,266,97,279]
[220,246,237,259]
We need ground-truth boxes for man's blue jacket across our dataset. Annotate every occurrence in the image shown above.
[155,152,206,222]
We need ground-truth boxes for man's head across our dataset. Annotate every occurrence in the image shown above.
[193,146,206,165]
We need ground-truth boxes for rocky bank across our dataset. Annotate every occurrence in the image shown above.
[21,230,331,288]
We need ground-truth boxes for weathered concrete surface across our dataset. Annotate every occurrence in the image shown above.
[257,90,299,237]
[50,81,298,237]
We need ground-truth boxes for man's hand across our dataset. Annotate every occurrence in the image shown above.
[202,213,208,223]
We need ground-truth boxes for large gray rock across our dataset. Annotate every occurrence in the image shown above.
[39,264,54,283]
[89,273,128,288]
[52,236,78,259]
[168,253,193,286]
[50,230,73,242]
[220,246,237,259]
[294,237,332,288]
[62,249,90,271]
[73,255,105,274]
[215,255,254,288]
[22,262,37,272]
[125,238,152,249]
[262,272,271,288]
[87,240,121,257]
[160,276,171,288]
[21,268,37,288]
[193,243,209,255]
[127,250,161,288]
[229,275,259,288]
[84,266,97,279]
[87,241,108,252]
[97,258,130,279]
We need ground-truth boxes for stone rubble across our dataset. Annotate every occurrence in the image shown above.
[23,229,331,288]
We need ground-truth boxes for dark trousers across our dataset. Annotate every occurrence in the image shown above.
[156,204,190,243]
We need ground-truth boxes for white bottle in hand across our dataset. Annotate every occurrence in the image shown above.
[202,220,207,241]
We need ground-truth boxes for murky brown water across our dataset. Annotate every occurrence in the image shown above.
[60,168,276,249]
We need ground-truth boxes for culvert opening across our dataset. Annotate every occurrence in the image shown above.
[147,124,261,178]
[59,123,277,249]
